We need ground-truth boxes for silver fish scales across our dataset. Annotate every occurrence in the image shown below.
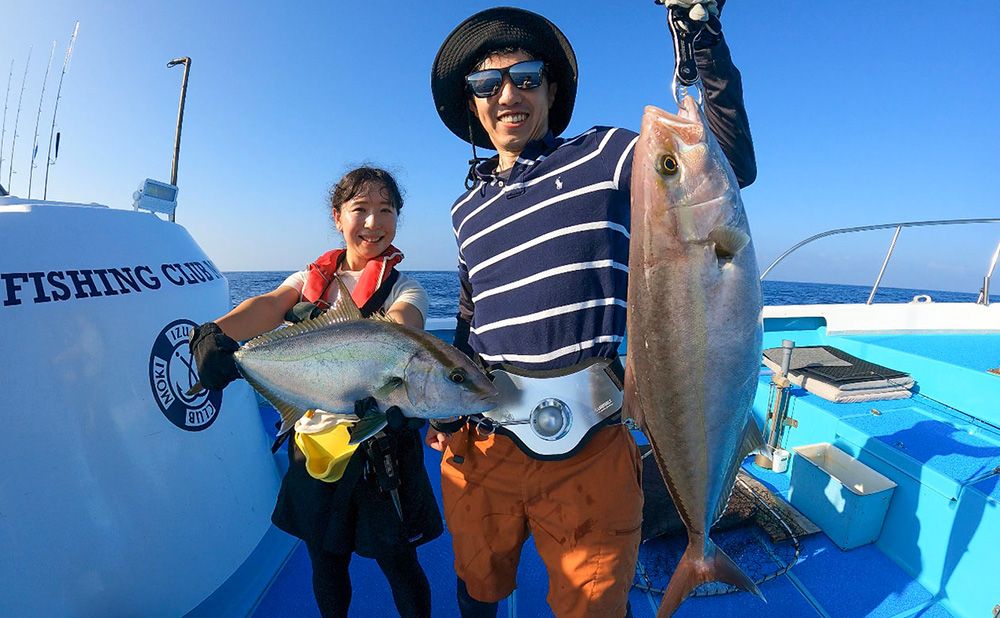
[231,280,497,437]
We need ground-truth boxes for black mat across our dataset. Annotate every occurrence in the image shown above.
[763,345,910,385]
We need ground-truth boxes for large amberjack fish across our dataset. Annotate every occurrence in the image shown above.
[231,280,498,441]
[624,96,765,616]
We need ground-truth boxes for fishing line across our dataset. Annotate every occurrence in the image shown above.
[7,46,31,191]
[0,59,14,182]
[28,41,56,198]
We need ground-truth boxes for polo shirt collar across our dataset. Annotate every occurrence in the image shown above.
[473,132,561,181]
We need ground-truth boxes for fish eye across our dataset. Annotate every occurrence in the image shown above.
[655,153,679,176]
[448,369,466,384]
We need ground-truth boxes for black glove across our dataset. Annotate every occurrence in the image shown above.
[695,0,724,50]
[285,301,325,324]
[663,0,725,49]
[354,397,423,434]
[385,405,426,433]
[354,396,381,418]
[189,322,241,390]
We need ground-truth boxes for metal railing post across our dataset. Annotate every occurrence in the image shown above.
[867,226,902,305]
[980,240,1000,306]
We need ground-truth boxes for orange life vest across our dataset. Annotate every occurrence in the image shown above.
[301,245,404,309]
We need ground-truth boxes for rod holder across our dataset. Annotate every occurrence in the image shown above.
[755,339,796,470]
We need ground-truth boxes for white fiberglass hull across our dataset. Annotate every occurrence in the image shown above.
[0,199,287,616]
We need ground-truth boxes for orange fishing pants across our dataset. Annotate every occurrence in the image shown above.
[440,424,643,618]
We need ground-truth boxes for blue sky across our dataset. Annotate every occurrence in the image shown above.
[3,1,998,294]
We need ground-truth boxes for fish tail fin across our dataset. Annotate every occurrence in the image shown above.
[656,537,764,617]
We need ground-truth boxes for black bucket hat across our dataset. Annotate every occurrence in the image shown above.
[431,7,578,150]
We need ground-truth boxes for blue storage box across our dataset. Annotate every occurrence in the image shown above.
[788,443,897,550]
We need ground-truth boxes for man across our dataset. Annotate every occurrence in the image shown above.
[427,4,756,617]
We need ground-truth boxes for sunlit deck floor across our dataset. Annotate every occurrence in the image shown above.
[247,326,1000,617]
[249,427,955,618]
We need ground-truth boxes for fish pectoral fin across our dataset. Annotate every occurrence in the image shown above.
[374,376,405,399]
[708,226,750,266]
[348,414,388,445]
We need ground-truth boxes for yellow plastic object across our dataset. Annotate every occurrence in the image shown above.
[295,422,359,483]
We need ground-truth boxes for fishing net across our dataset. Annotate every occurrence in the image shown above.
[634,449,816,598]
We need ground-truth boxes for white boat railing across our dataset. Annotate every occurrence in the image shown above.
[758,218,1000,305]
[978,241,1000,306]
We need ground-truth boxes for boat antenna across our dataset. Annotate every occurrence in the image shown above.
[6,46,31,193]
[167,56,190,187]
[0,59,14,184]
[28,41,56,199]
[43,21,79,200]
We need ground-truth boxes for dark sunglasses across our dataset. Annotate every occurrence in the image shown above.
[465,60,546,99]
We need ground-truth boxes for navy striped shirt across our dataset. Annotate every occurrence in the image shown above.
[452,127,639,371]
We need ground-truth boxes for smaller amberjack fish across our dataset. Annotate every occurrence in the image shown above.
[625,96,765,616]
[222,279,497,442]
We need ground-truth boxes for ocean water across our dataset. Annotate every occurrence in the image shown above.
[224,271,995,320]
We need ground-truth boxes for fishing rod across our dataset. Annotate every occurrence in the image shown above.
[6,46,31,192]
[44,22,79,200]
[0,59,14,184]
[28,41,56,198]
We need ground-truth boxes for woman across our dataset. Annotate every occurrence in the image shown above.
[189,166,441,618]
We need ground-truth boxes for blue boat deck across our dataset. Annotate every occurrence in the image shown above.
[249,430,958,618]
[247,324,1000,617]
[753,325,1000,618]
